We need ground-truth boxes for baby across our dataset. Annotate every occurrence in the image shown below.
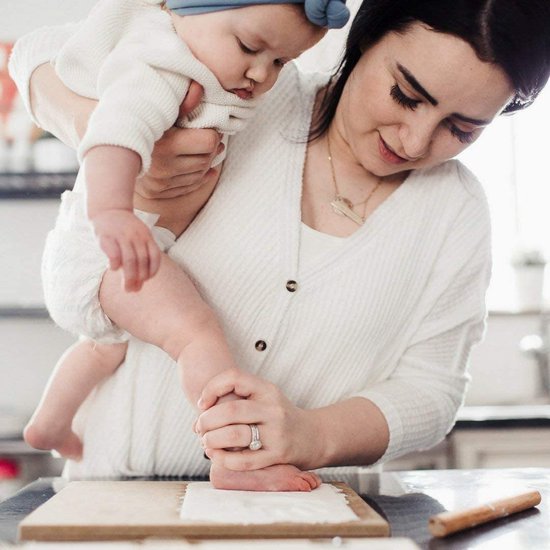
[22,0,349,491]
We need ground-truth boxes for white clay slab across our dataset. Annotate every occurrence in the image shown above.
[180,482,359,524]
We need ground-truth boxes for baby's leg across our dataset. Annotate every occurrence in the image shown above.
[99,254,236,406]
[100,262,320,491]
[24,340,127,460]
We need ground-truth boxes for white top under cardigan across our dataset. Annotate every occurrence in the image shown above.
[10,29,492,478]
[20,0,257,174]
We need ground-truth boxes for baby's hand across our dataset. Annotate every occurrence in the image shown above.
[91,209,161,292]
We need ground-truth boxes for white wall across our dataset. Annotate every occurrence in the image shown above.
[466,314,542,405]
[2,1,96,41]
[0,318,75,418]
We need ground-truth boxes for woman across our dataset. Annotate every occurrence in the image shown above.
[10,0,550,485]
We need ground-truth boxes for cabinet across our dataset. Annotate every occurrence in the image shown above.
[0,176,75,418]
[450,428,550,469]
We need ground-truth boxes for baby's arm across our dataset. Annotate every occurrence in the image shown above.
[85,145,161,292]
[72,23,195,290]
[25,63,222,199]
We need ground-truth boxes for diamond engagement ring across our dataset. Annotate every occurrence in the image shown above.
[248,423,262,451]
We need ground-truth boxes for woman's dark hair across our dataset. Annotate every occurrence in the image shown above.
[311,0,550,139]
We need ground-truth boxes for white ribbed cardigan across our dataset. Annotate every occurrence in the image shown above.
[10,28,492,479]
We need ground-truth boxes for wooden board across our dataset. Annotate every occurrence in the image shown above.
[18,481,389,542]
[9,539,421,549]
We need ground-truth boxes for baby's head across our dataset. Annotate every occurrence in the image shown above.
[166,0,350,99]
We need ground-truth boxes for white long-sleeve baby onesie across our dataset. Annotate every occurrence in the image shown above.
[53,0,257,174]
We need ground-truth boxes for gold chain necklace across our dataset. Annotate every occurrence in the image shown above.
[327,134,382,226]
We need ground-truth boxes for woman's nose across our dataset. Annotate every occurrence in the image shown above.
[400,119,435,160]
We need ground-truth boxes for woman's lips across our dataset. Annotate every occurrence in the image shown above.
[232,88,253,100]
[378,135,408,165]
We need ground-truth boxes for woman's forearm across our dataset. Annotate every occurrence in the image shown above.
[30,63,96,149]
[308,397,390,469]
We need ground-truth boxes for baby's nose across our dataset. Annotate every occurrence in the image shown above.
[246,63,269,84]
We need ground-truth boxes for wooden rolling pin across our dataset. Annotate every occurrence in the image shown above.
[428,490,542,538]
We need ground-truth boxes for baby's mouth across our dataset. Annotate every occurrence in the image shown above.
[232,88,253,100]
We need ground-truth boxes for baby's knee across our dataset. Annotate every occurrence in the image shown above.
[81,340,128,371]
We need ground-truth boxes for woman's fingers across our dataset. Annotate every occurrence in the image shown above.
[204,447,275,472]
[137,130,222,199]
[201,424,253,450]
[179,80,204,118]
[196,397,262,434]
[152,130,220,169]
[139,167,219,200]
[198,368,268,410]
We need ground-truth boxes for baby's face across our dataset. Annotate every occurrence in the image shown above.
[171,5,326,99]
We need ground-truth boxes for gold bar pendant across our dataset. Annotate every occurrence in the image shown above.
[330,197,364,225]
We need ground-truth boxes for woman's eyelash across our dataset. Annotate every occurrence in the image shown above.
[390,84,420,110]
[391,82,477,144]
[391,83,477,144]
[237,38,257,55]
[448,124,476,144]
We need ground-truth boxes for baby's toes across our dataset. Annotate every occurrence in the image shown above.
[299,471,320,490]
[304,471,322,489]
[290,475,313,492]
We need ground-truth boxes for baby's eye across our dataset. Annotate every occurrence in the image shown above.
[390,83,421,110]
[237,38,258,55]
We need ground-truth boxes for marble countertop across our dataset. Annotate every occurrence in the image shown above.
[0,172,75,199]
[455,404,550,428]
[1,468,548,549]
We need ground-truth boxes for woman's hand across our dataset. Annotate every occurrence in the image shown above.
[194,369,324,472]
[135,81,224,200]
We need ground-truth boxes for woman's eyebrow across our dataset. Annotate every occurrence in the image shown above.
[452,112,491,126]
[397,63,491,126]
[397,63,438,106]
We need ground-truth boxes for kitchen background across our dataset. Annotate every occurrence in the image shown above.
[1,1,549,499]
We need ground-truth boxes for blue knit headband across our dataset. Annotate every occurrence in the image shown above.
[165,0,350,29]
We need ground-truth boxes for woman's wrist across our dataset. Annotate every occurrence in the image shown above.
[303,397,390,469]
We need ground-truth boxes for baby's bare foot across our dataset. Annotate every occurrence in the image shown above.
[24,421,83,460]
[209,463,321,492]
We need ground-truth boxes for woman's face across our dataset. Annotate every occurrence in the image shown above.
[335,23,515,177]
